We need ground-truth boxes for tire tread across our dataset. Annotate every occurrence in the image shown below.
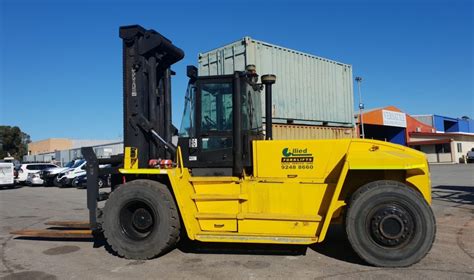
[103,179,180,259]
[345,180,436,267]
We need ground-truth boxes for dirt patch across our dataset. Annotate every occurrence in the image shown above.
[42,245,80,256]
[457,218,474,259]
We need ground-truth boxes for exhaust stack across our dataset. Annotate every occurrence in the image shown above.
[261,74,276,140]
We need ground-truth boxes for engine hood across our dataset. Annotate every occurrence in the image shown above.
[347,139,428,170]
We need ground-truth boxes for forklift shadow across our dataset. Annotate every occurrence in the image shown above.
[432,185,474,206]
[177,226,365,265]
[308,224,366,265]
[13,228,364,264]
[177,239,307,257]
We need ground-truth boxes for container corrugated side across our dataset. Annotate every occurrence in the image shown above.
[272,124,356,140]
[198,37,354,126]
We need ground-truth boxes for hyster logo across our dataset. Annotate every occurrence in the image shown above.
[281,148,313,163]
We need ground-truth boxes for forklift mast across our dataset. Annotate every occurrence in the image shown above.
[119,25,184,167]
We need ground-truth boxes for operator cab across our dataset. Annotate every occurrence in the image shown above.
[178,66,264,176]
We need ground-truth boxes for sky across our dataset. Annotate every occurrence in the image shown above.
[0,0,472,141]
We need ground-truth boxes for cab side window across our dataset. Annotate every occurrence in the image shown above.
[200,82,233,152]
[201,83,233,133]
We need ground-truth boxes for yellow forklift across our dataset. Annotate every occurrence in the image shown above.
[13,25,435,267]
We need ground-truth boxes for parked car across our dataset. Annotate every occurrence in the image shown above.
[40,159,81,186]
[0,162,15,189]
[57,160,86,187]
[16,163,58,185]
[71,174,86,188]
[73,173,110,189]
[25,171,44,186]
[467,148,474,163]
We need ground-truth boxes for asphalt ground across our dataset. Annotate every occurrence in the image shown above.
[0,164,473,280]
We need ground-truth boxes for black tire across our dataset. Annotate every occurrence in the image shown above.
[53,176,62,187]
[345,180,436,267]
[102,179,180,259]
[43,179,50,186]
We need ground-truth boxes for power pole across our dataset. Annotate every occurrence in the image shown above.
[355,76,365,139]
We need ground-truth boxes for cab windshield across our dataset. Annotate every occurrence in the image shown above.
[179,83,196,137]
[200,82,233,133]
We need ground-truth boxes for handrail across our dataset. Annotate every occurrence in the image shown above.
[176,146,184,178]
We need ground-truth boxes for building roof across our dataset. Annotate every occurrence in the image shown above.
[409,132,474,137]
[407,139,451,146]
[356,106,436,134]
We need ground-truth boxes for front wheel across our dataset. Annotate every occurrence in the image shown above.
[102,179,180,259]
[346,180,436,267]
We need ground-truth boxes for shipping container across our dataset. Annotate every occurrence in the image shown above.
[272,124,356,140]
[198,37,354,126]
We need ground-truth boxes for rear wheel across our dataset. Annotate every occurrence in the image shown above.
[102,179,180,259]
[346,180,436,267]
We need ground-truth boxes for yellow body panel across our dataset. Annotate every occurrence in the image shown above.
[119,139,432,245]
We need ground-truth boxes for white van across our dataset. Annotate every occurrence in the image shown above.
[57,159,87,187]
[0,162,15,188]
